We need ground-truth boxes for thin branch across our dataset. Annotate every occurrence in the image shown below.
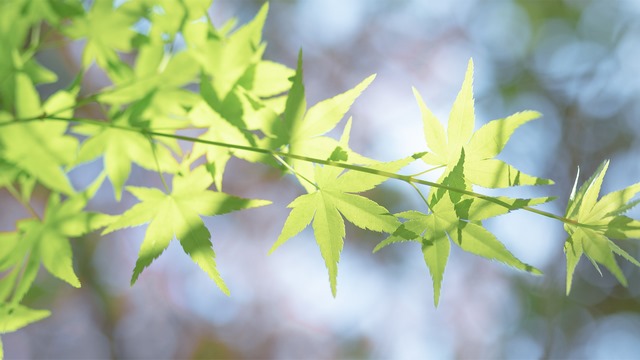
[8,114,590,228]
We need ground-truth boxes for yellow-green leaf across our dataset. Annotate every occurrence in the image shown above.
[105,166,270,294]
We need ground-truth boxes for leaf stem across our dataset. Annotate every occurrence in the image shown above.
[146,134,171,193]
[6,184,40,220]
[408,164,446,177]
[409,182,431,212]
[272,155,318,190]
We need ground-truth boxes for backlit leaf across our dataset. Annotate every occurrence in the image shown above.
[414,59,552,188]
[563,160,640,294]
[104,166,271,294]
[270,159,412,296]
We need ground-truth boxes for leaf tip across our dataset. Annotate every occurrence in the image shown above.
[433,294,441,307]
[467,57,474,70]
[526,265,543,276]
[219,283,231,296]
[254,199,273,208]
[130,269,142,286]
[529,110,543,119]
[412,151,428,160]
[534,177,555,186]
[372,243,383,253]
[267,244,279,255]
[411,86,423,103]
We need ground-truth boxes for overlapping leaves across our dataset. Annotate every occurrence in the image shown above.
[376,153,550,305]
[74,100,179,201]
[277,53,376,192]
[0,177,110,347]
[376,59,554,305]
[0,89,78,195]
[416,59,552,189]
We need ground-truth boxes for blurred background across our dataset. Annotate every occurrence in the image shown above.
[3,0,640,358]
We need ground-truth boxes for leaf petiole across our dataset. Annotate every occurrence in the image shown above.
[408,164,446,177]
[409,182,431,212]
[6,184,40,220]
[273,155,319,190]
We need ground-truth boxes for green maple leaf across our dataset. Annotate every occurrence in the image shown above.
[122,0,212,39]
[187,100,253,190]
[414,58,552,188]
[97,40,200,110]
[102,166,271,295]
[0,178,111,310]
[187,3,269,100]
[375,154,547,306]
[563,160,640,294]
[0,303,50,343]
[239,60,295,99]
[64,0,137,78]
[0,31,57,114]
[74,103,179,201]
[185,19,294,189]
[279,52,376,191]
[1,90,78,194]
[270,158,412,296]
[376,59,553,305]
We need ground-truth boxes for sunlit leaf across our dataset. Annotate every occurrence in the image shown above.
[1,90,78,194]
[414,59,552,188]
[103,166,270,294]
[0,303,50,334]
[278,52,377,191]
[270,158,412,296]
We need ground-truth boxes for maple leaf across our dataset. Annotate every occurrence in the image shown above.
[181,6,294,190]
[74,102,179,201]
[278,52,376,191]
[187,3,270,100]
[563,160,640,294]
[0,303,50,351]
[375,60,555,305]
[375,155,548,305]
[187,101,253,190]
[102,166,271,295]
[414,59,553,189]
[1,90,78,194]
[121,0,212,38]
[0,177,111,311]
[0,22,57,115]
[270,158,413,296]
[63,0,138,78]
[97,40,200,110]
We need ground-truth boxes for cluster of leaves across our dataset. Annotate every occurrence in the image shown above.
[0,0,639,357]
